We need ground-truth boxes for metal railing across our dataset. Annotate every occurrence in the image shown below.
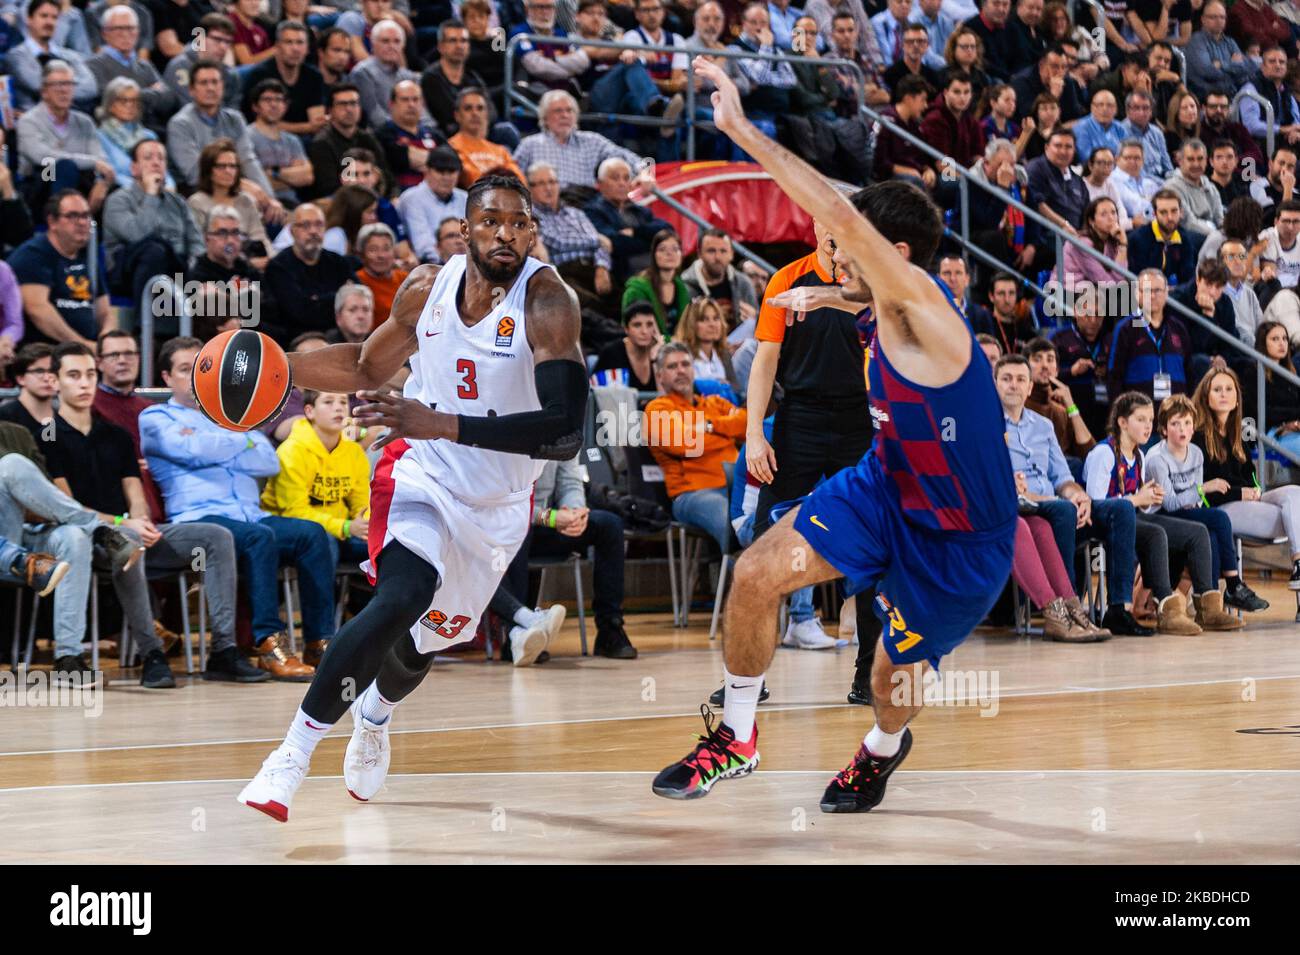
[1231,88,1276,159]
[860,99,1300,482]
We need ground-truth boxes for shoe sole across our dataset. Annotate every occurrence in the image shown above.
[708,689,770,706]
[268,672,315,682]
[512,627,547,667]
[651,753,760,800]
[52,673,104,689]
[540,605,566,641]
[203,671,272,683]
[239,797,289,823]
[34,561,70,598]
[140,677,177,689]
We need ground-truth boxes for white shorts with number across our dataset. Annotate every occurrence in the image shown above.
[364,440,531,653]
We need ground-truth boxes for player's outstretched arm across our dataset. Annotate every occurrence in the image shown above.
[288,265,435,393]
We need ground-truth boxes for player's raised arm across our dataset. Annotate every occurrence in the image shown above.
[287,265,436,393]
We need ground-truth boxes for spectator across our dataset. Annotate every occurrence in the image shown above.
[674,297,739,394]
[86,3,176,125]
[978,83,1028,155]
[1128,188,1203,286]
[261,389,371,569]
[882,22,943,91]
[728,2,798,121]
[0,535,67,604]
[1185,1,1252,98]
[1237,45,1300,147]
[335,0,418,66]
[622,229,691,337]
[1218,238,1265,344]
[239,21,328,140]
[1021,92,1060,160]
[1259,198,1300,292]
[767,0,805,50]
[1133,2,1192,50]
[644,341,747,553]
[353,223,408,323]
[1024,335,1097,458]
[141,336,334,677]
[1192,364,1300,586]
[160,12,243,110]
[1052,293,1112,437]
[997,352,1152,635]
[350,19,419,129]
[872,74,935,188]
[315,25,353,88]
[167,60,277,207]
[965,0,1016,81]
[511,0,590,91]
[787,15,843,122]
[1027,127,1089,236]
[0,343,56,432]
[187,138,273,272]
[339,147,411,265]
[941,24,992,106]
[1227,0,1292,57]
[1249,144,1298,225]
[1082,391,1227,634]
[248,79,316,205]
[7,0,98,111]
[1207,139,1252,210]
[1201,89,1265,172]
[1172,258,1243,384]
[966,137,1036,278]
[1118,90,1174,182]
[326,283,375,345]
[447,88,524,189]
[0,417,144,685]
[1145,393,1270,613]
[103,139,203,329]
[183,205,267,342]
[1252,321,1300,459]
[1011,45,1085,124]
[421,18,499,136]
[0,262,20,370]
[815,7,889,108]
[228,0,273,65]
[913,0,959,71]
[1091,48,1147,120]
[95,78,168,191]
[938,253,993,330]
[620,0,689,126]
[263,203,361,341]
[681,227,759,340]
[985,270,1038,353]
[527,161,615,309]
[1146,41,1184,118]
[1108,268,1193,404]
[1082,148,1132,232]
[570,0,631,101]
[307,82,391,200]
[0,128,36,260]
[593,300,660,390]
[464,0,510,96]
[435,214,470,262]
[8,190,110,347]
[921,71,986,172]
[512,89,647,190]
[1063,196,1129,303]
[16,61,114,215]
[1074,90,1125,168]
[270,184,378,257]
[399,147,468,264]
[1110,138,1160,228]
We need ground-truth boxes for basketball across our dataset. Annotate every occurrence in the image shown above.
[191,328,293,432]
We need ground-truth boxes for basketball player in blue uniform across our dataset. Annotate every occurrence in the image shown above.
[653,61,1018,811]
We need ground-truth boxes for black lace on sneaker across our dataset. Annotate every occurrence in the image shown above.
[683,704,739,775]
[833,746,887,790]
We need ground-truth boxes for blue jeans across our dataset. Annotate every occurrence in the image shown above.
[1271,426,1300,462]
[0,535,24,584]
[330,535,370,569]
[1164,506,1238,581]
[589,61,663,116]
[673,487,734,555]
[1036,496,1138,606]
[736,510,814,621]
[198,515,337,643]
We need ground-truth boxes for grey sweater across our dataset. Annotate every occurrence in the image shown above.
[1144,439,1206,512]
[15,104,106,177]
[102,181,204,270]
[165,103,272,193]
[531,457,585,523]
[86,50,178,122]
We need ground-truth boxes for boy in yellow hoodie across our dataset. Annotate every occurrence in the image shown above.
[262,391,372,573]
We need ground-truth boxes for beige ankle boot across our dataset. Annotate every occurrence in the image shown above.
[1194,589,1246,631]
[1065,595,1112,639]
[1157,593,1202,635]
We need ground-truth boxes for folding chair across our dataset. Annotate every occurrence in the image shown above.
[531,551,589,655]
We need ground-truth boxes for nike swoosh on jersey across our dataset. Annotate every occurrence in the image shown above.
[810,515,829,531]
[424,330,440,337]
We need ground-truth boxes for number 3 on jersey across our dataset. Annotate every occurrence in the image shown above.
[456,358,478,399]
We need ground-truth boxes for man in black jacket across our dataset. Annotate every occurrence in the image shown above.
[262,204,360,345]
[1171,259,1253,387]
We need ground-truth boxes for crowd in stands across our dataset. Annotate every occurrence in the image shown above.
[4,0,1300,685]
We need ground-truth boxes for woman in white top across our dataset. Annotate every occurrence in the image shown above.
[1081,147,1132,232]
[674,297,739,398]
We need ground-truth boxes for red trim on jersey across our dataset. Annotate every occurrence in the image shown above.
[366,439,411,584]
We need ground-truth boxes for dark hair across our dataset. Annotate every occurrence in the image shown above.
[466,173,533,216]
[1157,393,1197,432]
[326,81,360,109]
[578,0,606,11]
[26,0,59,17]
[1081,195,1119,248]
[426,145,463,172]
[341,146,377,167]
[326,184,379,251]
[1151,187,1181,208]
[96,329,136,355]
[903,22,929,37]
[438,17,468,41]
[1047,127,1076,145]
[250,78,289,106]
[832,10,856,24]
[698,227,730,245]
[1210,137,1237,156]
[943,70,973,90]
[43,188,83,223]
[1196,258,1230,285]
[1278,198,1300,216]
[188,58,223,88]
[197,137,241,195]
[637,229,684,284]
[130,138,164,162]
[623,300,658,324]
[1107,390,1153,442]
[51,341,95,375]
[848,181,942,269]
[1148,40,1173,58]
[1272,143,1299,161]
[989,270,1018,291]
[993,353,1029,375]
[1023,336,1055,359]
[11,342,54,378]
[302,389,321,408]
[455,86,489,110]
[1255,320,1296,381]
[319,26,350,50]
[159,336,203,377]
[976,82,1012,120]
[893,74,932,103]
[1031,92,1060,126]
[199,12,235,35]
[290,330,330,350]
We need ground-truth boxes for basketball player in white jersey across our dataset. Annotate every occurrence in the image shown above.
[238,176,588,822]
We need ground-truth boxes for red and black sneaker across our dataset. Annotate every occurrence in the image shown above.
[819,729,913,813]
[651,705,760,800]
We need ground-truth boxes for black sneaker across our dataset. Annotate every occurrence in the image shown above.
[1102,606,1156,637]
[1291,561,1300,592]
[93,525,145,573]
[203,645,271,683]
[139,648,176,689]
[1224,579,1270,612]
[651,705,759,800]
[594,619,638,659]
[52,654,103,688]
[820,729,913,813]
[846,676,872,706]
[708,682,770,706]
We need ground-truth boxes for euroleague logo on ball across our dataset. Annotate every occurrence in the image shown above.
[199,356,213,375]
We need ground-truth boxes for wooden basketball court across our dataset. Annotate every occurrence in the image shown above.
[3,578,1299,865]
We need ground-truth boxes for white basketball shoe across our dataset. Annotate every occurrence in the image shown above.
[344,702,392,801]
[238,746,309,822]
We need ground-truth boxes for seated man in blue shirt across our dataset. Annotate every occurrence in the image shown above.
[140,337,338,681]
[996,352,1151,635]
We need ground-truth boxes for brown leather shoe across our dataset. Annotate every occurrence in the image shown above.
[302,639,329,668]
[255,633,315,682]
[21,552,69,597]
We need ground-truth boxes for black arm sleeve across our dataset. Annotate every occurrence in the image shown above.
[456,359,589,461]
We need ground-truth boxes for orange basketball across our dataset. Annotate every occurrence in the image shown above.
[191,329,293,432]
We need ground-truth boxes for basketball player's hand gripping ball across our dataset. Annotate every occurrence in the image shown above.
[192,329,293,431]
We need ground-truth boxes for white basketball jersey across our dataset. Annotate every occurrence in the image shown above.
[402,254,549,504]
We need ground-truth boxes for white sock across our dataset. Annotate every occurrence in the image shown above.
[283,708,332,762]
[359,682,397,725]
[513,606,538,628]
[721,669,764,743]
[864,724,904,758]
